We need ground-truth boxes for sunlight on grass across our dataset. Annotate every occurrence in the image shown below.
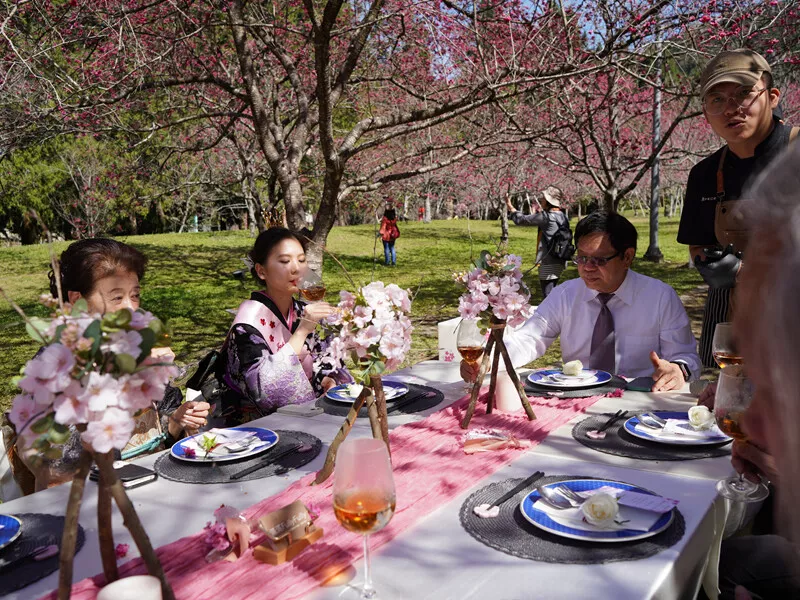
[0,215,700,412]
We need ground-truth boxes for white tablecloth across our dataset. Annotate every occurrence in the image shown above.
[0,361,733,600]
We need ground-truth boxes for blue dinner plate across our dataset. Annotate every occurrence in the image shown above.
[521,479,674,542]
[624,411,732,446]
[171,427,279,463]
[326,381,409,403]
[0,514,22,551]
[527,369,612,389]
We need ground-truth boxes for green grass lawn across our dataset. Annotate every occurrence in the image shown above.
[0,214,701,413]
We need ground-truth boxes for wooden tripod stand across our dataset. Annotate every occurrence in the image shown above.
[58,449,173,600]
[313,374,390,484]
[460,318,536,428]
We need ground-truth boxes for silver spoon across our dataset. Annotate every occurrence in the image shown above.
[638,412,667,429]
[535,486,574,510]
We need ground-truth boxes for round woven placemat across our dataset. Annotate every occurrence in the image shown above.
[316,383,444,418]
[154,430,321,484]
[524,376,627,399]
[460,476,685,564]
[572,414,732,461]
[0,513,86,596]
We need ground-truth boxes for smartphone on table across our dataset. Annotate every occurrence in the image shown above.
[89,462,157,490]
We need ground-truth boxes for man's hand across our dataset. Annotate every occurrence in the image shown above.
[693,244,742,289]
[649,351,685,392]
[321,376,337,392]
[697,382,717,409]
[505,197,517,213]
[460,359,479,383]
[731,440,778,485]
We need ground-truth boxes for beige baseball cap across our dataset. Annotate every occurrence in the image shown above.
[700,49,772,98]
[542,186,564,207]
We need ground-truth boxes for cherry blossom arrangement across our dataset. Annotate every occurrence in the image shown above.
[325,281,413,382]
[453,250,533,331]
[9,297,176,457]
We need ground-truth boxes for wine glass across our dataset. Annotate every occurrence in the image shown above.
[456,319,486,392]
[298,270,326,302]
[456,319,485,367]
[714,367,769,502]
[333,438,396,599]
[712,322,743,368]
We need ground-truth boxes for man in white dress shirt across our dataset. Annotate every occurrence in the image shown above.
[462,211,701,391]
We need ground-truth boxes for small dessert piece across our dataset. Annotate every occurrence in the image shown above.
[562,360,583,376]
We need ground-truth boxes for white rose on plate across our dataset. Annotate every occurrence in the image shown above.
[346,384,364,398]
[581,492,619,527]
[688,405,715,431]
[562,360,583,376]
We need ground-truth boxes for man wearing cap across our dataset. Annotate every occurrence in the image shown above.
[678,48,798,368]
[506,186,571,298]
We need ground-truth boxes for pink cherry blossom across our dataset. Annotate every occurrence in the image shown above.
[19,344,75,402]
[129,309,156,328]
[80,372,121,412]
[81,408,135,453]
[8,394,40,431]
[104,329,143,357]
[53,380,91,425]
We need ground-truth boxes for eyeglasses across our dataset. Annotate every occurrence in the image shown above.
[573,252,621,267]
[703,86,767,116]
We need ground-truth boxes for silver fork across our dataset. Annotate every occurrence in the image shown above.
[554,485,586,507]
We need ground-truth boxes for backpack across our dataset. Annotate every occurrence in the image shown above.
[543,212,575,261]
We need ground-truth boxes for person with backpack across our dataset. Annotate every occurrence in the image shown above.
[379,207,400,266]
[506,186,574,298]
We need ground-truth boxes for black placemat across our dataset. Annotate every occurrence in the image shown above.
[572,413,732,461]
[316,383,444,418]
[460,476,685,564]
[0,513,86,596]
[154,430,321,484]
[524,375,627,399]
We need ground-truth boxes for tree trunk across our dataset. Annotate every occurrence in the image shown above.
[499,203,509,245]
[644,30,664,264]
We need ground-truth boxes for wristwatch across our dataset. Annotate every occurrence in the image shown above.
[670,361,691,381]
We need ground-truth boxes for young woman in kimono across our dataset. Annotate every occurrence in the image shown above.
[8,238,209,493]
[222,228,350,422]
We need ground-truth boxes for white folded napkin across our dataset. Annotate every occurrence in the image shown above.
[636,419,725,441]
[536,486,675,532]
[183,428,258,455]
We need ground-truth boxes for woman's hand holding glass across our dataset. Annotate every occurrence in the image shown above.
[714,367,770,502]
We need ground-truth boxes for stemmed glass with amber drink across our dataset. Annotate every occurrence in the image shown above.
[298,270,326,302]
[712,322,743,368]
[456,319,485,366]
[714,366,769,502]
[457,319,485,392]
[333,438,396,599]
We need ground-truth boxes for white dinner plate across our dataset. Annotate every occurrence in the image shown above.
[623,411,732,446]
[326,381,409,403]
[527,369,612,389]
[170,427,279,462]
[520,479,675,543]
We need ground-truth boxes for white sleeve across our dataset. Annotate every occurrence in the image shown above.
[503,290,563,368]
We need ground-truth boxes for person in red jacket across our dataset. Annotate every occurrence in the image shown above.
[379,207,400,266]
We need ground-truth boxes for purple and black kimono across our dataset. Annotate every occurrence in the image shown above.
[223,291,350,422]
